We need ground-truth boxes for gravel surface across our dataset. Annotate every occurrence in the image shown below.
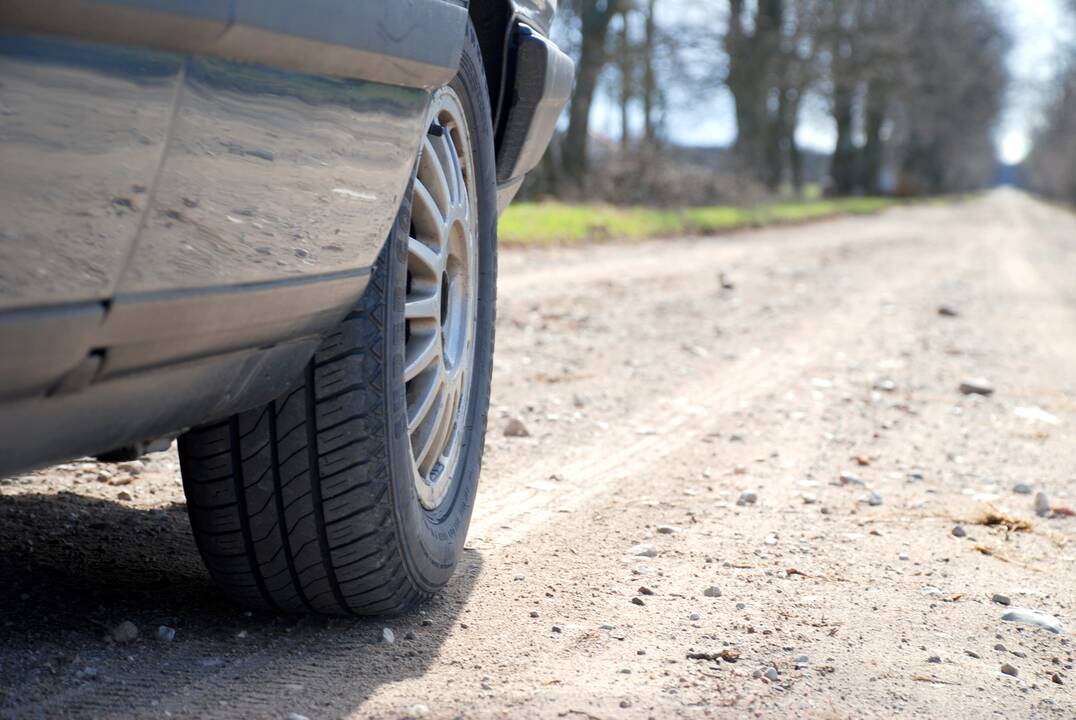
[1,190,1074,718]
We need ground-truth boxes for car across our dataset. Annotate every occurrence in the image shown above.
[0,0,572,615]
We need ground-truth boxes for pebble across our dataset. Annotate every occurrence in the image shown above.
[937,304,960,317]
[898,552,909,561]
[763,667,779,681]
[737,491,758,506]
[927,655,941,663]
[951,525,967,538]
[529,611,539,618]
[110,621,139,644]
[703,586,722,598]
[117,490,133,502]
[866,491,883,506]
[1013,483,1033,495]
[629,543,658,557]
[638,586,655,596]
[1034,492,1051,517]
[631,597,645,606]
[382,627,396,644]
[503,418,530,437]
[656,525,680,534]
[552,625,562,633]
[958,377,995,396]
[991,593,1011,606]
[156,625,176,642]
[1000,662,1018,677]
[1053,673,1065,685]
[838,471,864,486]
[287,714,310,720]
[688,612,700,621]
[965,650,980,659]
[1001,608,1064,634]
[794,654,808,668]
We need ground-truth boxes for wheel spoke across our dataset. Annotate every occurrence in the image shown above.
[440,130,462,206]
[404,331,440,383]
[412,179,445,243]
[422,135,452,215]
[408,367,444,433]
[415,392,449,469]
[408,235,442,276]
[405,292,439,320]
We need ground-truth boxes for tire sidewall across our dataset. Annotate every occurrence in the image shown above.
[385,24,497,593]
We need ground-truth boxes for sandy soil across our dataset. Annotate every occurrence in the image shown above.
[1,190,1074,719]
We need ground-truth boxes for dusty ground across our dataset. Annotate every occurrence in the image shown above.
[1,190,1074,719]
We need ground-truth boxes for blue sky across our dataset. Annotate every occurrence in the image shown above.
[587,0,1073,163]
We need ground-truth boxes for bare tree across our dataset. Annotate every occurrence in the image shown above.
[561,0,626,190]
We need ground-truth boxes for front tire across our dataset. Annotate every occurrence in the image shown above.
[177,23,496,616]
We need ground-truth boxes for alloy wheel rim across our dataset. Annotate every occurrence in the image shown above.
[404,87,478,512]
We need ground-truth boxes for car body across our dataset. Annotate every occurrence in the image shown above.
[0,0,571,477]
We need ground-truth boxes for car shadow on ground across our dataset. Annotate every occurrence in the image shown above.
[0,490,480,718]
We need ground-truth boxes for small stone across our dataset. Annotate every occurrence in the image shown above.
[111,621,139,643]
[235,630,248,639]
[1034,492,1051,517]
[991,593,1011,606]
[631,597,645,606]
[638,586,655,596]
[763,667,779,681]
[927,655,941,663]
[656,525,680,534]
[898,552,909,561]
[1001,607,1064,634]
[529,611,539,618]
[629,543,657,557]
[1013,483,1033,495]
[703,586,722,598]
[865,491,883,506]
[503,418,530,437]
[1052,672,1064,685]
[794,654,808,668]
[937,304,960,317]
[287,714,310,720]
[572,393,587,408]
[994,643,1006,652]
[965,650,980,659]
[838,471,864,486]
[733,465,747,475]
[552,625,562,633]
[688,612,700,621]
[951,525,967,538]
[156,625,176,642]
[619,700,632,709]
[958,377,994,396]
[382,627,396,644]
[737,491,757,506]
[720,648,740,662]
[117,490,133,501]
[1000,662,1018,677]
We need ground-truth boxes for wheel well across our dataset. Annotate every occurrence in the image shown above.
[468,0,513,139]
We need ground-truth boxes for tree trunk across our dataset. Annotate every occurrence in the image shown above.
[618,11,631,152]
[562,1,621,190]
[642,0,657,146]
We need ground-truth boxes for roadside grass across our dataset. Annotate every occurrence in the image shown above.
[499,196,902,246]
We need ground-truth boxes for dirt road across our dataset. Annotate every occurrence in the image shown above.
[2,190,1074,719]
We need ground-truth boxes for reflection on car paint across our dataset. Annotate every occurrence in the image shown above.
[120,57,429,294]
[0,35,181,310]
[0,34,432,308]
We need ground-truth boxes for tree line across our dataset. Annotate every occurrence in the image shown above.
[530,0,1011,204]
[1026,0,1076,205]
